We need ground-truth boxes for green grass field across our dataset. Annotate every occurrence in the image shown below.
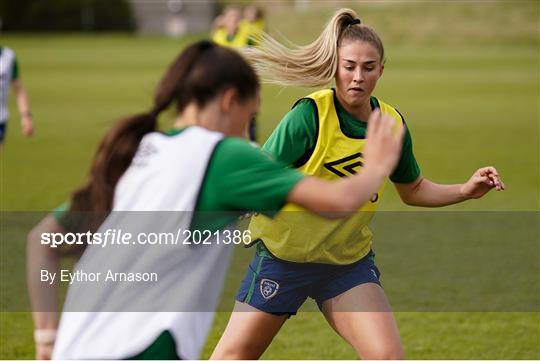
[1,1,539,359]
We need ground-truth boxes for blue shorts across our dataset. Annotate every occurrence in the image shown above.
[0,123,6,143]
[236,245,381,316]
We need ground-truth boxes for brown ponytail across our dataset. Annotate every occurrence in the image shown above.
[67,112,156,233]
[65,40,258,234]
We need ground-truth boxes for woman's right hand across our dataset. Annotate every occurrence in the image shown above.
[35,342,54,360]
[363,109,405,178]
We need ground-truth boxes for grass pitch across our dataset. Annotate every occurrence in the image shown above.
[1,1,538,359]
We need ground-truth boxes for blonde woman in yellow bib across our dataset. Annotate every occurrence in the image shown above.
[212,8,505,359]
[212,6,252,49]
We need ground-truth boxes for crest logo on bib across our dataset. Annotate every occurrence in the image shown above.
[260,279,279,300]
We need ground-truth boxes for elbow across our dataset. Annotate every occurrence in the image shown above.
[27,223,56,259]
[400,194,425,207]
[335,199,359,216]
[397,177,425,206]
[320,198,360,219]
[27,226,41,250]
[27,225,48,259]
[400,195,416,206]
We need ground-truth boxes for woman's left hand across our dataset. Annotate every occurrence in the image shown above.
[460,166,505,199]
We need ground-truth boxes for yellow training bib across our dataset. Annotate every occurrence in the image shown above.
[212,27,251,48]
[249,89,403,264]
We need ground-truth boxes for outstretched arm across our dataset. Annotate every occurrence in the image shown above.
[27,215,64,360]
[214,110,404,219]
[394,167,505,207]
[11,79,34,136]
[288,110,405,217]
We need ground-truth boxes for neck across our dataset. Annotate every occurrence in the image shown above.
[173,102,224,133]
[335,92,372,122]
[173,104,196,129]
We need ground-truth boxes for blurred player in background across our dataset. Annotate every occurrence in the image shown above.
[212,6,250,48]
[242,5,266,47]
[211,5,265,141]
[212,8,505,360]
[27,40,404,360]
[0,46,34,148]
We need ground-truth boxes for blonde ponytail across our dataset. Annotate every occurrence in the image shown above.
[243,8,384,88]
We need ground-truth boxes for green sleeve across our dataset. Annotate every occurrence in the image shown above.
[52,201,71,231]
[390,121,421,183]
[263,99,318,167]
[11,58,19,81]
[198,137,304,214]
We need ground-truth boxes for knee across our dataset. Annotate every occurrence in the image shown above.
[358,345,405,360]
[380,349,405,360]
[211,342,264,360]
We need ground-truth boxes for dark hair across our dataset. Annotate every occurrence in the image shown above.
[67,40,259,233]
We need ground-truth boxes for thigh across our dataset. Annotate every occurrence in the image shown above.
[311,251,381,310]
[236,252,311,316]
[322,283,404,359]
[210,301,287,359]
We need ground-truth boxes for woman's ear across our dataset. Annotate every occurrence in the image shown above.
[378,64,385,79]
[220,88,238,113]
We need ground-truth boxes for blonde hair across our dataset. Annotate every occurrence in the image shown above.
[243,8,385,87]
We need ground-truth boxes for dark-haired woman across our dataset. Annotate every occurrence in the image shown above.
[27,40,404,360]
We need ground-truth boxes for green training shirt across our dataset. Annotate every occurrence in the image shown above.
[55,129,304,232]
[191,132,304,231]
[264,96,421,183]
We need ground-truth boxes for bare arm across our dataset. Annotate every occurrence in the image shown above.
[11,79,34,136]
[27,215,64,359]
[287,110,405,217]
[394,167,505,207]
[288,166,387,218]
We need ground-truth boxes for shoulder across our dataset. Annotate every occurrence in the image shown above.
[1,46,14,55]
[267,98,318,145]
[217,136,257,151]
[3,47,14,58]
[208,136,303,187]
[270,97,318,135]
[297,89,333,111]
[0,47,15,61]
[303,88,334,101]
[291,97,317,115]
[288,90,338,124]
[373,97,405,123]
[144,127,223,148]
[213,137,268,164]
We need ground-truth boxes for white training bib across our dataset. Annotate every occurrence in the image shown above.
[0,47,16,123]
[53,127,233,359]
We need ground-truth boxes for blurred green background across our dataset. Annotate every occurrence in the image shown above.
[1,0,539,359]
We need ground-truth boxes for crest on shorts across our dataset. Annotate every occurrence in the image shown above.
[260,278,279,300]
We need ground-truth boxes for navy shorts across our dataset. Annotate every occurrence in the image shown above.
[0,123,6,143]
[236,245,381,316]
